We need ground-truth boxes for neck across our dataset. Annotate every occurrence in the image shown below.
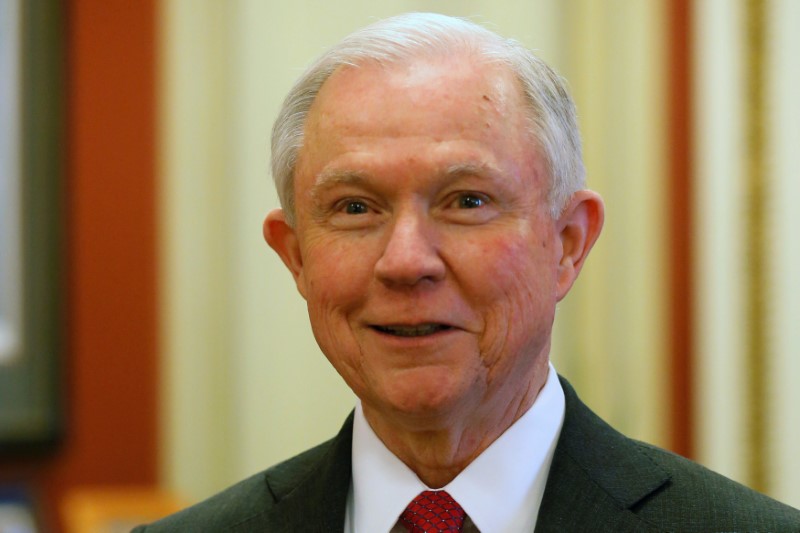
[362,366,548,488]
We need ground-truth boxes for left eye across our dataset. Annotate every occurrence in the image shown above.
[344,200,369,214]
[457,194,486,209]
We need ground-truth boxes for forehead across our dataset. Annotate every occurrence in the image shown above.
[311,53,528,135]
[295,53,541,194]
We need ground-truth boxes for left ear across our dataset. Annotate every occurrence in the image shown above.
[555,190,605,301]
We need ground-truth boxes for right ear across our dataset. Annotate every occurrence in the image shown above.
[263,209,307,299]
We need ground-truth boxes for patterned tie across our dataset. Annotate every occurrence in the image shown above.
[400,490,466,532]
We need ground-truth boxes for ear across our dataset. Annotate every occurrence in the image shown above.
[555,190,604,301]
[263,209,307,299]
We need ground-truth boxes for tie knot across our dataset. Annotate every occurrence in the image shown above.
[400,490,466,532]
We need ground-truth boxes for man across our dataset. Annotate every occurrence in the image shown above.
[137,13,800,532]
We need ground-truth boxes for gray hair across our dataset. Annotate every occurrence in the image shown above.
[271,12,585,225]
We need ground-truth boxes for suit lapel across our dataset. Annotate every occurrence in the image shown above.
[225,379,671,532]
[534,378,669,532]
[233,414,354,532]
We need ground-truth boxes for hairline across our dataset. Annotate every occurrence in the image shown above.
[271,14,584,227]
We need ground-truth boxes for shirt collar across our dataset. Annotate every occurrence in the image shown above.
[349,364,565,533]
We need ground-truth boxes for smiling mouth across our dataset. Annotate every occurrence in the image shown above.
[371,324,452,337]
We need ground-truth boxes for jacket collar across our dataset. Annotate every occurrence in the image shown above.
[241,413,354,531]
[535,377,670,532]
[247,377,671,532]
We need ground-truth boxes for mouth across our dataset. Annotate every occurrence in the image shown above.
[371,324,453,337]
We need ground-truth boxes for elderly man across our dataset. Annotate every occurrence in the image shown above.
[138,13,800,532]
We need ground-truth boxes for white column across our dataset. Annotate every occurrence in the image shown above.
[553,0,669,449]
[765,0,800,509]
[693,0,750,484]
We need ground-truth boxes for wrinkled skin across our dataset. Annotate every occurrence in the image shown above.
[264,54,604,486]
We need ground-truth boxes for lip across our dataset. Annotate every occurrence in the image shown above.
[363,321,463,347]
[370,323,454,338]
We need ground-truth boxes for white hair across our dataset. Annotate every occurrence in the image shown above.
[271,12,585,225]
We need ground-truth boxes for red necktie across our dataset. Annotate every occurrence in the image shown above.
[400,490,466,532]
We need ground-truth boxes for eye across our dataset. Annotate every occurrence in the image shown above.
[441,191,497,224]
[457,193,486,209]
[320,194,382,229]
[344,200,369,214]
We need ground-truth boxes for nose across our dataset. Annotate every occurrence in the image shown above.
[374,211,446,287]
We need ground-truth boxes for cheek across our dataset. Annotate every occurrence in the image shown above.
[303,237,368,301]
[462,232,558,365]
[301,244,368,381]
[300,236,377,345]
[470,232,557,303]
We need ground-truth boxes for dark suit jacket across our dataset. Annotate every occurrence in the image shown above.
[134,378,800,532]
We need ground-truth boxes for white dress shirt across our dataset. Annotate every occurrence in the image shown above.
[344,363,565,533]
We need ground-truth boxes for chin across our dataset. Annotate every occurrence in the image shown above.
[378,378,476,426]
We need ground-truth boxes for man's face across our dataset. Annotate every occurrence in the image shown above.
[268,55,583,430]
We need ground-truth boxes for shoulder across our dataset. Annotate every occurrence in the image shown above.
[130,471,273,533]
[131,438,340,532]
[633,440,800,530]
[552,376,800,531]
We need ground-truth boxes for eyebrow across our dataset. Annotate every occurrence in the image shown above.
[310,160,507,203]
[314,169,369,190]
[315,161,501,186]
[310,170,370,205]
[443,162,502,180]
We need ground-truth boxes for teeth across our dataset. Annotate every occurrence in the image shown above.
[374,324,449,337]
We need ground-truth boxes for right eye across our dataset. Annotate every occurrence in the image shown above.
[326,195,383,229]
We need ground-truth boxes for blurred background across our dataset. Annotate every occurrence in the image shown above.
[0,0,798,531]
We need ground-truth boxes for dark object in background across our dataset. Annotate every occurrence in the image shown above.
[0,0,64,455]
